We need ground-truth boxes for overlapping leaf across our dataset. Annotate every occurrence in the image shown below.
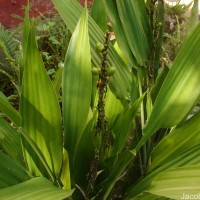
[136,23,200,151]
[149,111,200,172]
[127,144,200,198]
[112,94,146,154]
[112,0,151,66]
[52,0,133,100]
[148,165,200,199]
[105,0,136,65]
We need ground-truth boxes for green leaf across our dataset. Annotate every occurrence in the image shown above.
[127,145,200,198]
[97,151,135,200]
[62,7,92,159]
[52,0,132,100]
[0,177,74,200]
[0,116,24,166]
[149,111,200,172]
[136,24,200,151]
[20,23,63,177]
[91,0,107,32]
[112,94,146,154]
[60,149,71,190]
[148,165,200,199]
[73,110,96,187]
[104,87,125,129]
[151,66,169,102]
[0,151,31,189]
[105,0,137,65]
[19,129,55,181]
[53,66,63,98]
[0,91,21,127]
[130,192,168,200]
[127,144,200,198]
[115,0,151,66]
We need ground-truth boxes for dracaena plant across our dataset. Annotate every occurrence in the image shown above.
[0,0,200,200]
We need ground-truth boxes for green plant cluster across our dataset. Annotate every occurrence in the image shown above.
[0,0,200,200]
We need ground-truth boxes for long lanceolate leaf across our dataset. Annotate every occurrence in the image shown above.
[20,24,63,178]
[136,24,200,151]
[62,7,92,161]
[52,0,132,100]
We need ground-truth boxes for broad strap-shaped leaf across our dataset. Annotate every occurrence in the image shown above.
[110,0,151,66]
[0,116,24,166]
[148,165,200,199]
[127,144,200,198]
[52,0,133,100]
[0,91,21,127]
[0,177,74,200]
[62,7,92,159]
[20,23,63,177]
[136,24,200,151]
[0,151,31,189]
[149,111,200,172]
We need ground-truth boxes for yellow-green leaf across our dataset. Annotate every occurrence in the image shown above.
[20,24,63,178]
[136,24,200,151]
[52,0,132,100]
[148,165,200,199]
[0,116,24,166]
[0,177,74,200]
[0,152,31,189]
[149,111,200,172]
[62,7,92,160]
